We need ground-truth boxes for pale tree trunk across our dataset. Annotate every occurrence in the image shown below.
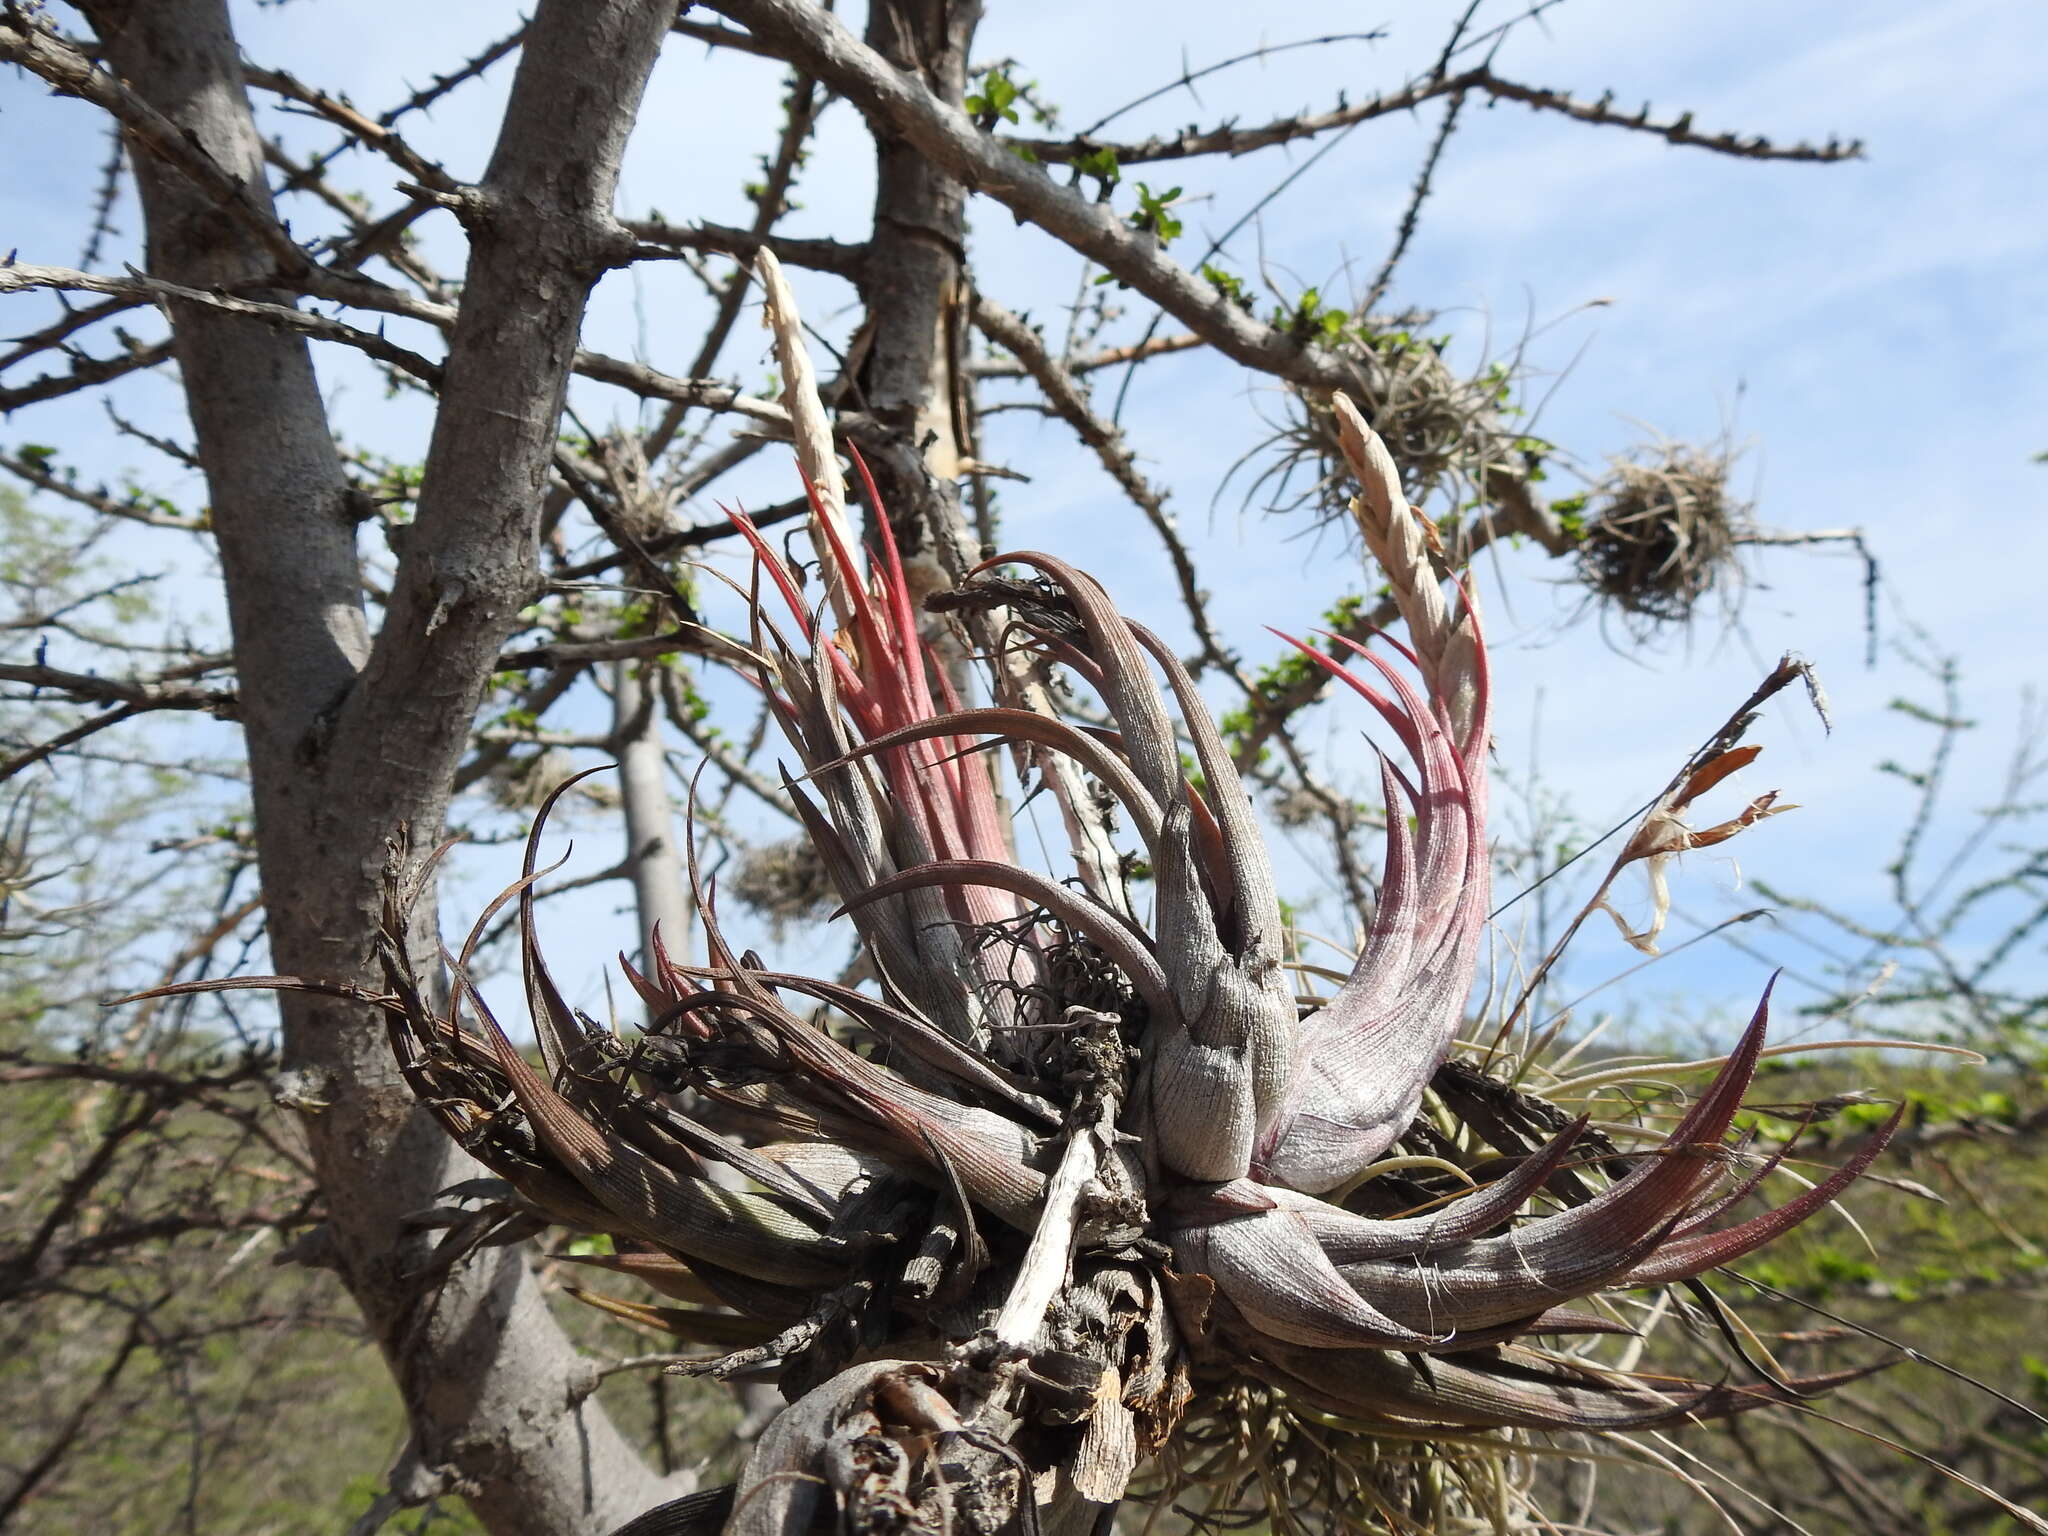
[613,658,693,968]
[78,2,684,1531]
[609,660,792,1440]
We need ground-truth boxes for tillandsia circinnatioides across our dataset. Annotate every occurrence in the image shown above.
[142,274,1911,1535]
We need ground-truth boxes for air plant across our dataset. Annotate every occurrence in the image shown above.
[1223,314,1521,532]
[141,273,1921,1535]
[1573,432,1752,634]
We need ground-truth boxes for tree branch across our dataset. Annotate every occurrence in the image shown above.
[1,264,798,426]
[970,293,1244,685]
[0,336,174,414]
[0,12,309,274]
[1005,64,1863,167]
[0,661,235,712]
[707,0,1358,390]
[0,446,207,530]
[625,218,868,282]
[0,263,443,383]
[970,329,1202,379]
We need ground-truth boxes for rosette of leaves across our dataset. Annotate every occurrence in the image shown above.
[159,408,1901,1536]
[1573,434,1751,633]
[1227,305,1520,528]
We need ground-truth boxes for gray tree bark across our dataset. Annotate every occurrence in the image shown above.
[77,2,684,1531]
[613,658,694,969]
[852,0,982,590]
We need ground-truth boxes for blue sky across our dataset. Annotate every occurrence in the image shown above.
[5,1,2044,1047]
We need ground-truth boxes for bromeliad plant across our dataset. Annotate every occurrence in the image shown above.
[400,387,1903,1534]
[160,347,1907,1533]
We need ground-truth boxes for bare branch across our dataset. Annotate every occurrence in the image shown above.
[0,700,154,783]
[1070,31,1391,140]
[0,264,443,383]
[671,15,782,60]
[626,218,868,282]
[0,446,208,531]
[0,336,174,414]
[1006,65,1864,167]
[1359,89,1468,316]
[970,293,1244,685]
[262,22,528,204]
[0,661,236,713]
[496,630,734,672]
[0,13,309,274]
[243,64,462,193]
[970,329,1202,380]
[0,291,147,371]
[1,265,800,429]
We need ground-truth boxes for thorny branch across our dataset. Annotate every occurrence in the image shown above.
[970,293,1247,688]
[1006,63,1864,167]
[0,12,311,274]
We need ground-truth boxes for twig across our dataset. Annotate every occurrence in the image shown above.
[263,22,527,201]
[990,1092,1112,1351]
[0,448,208,531]
[1006,65,1863,168]
[78,124,126,270]
[626,219,867,283]
[0,661,234,713]
[0,264,441,383]
[970,330,1201,380]
[0,291,146,371]
[496,630,730,672]
[0,15,307,274]
[0,337,174,415]
[1359,89,1468,316]
[1070,31,1391,140]
[969,294,1245,688]
[242,65,460,193]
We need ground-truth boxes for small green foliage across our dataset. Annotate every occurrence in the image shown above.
[1274,287,1351,343]
[1216,705,1265,769]
[1071,145,1120,191]
[1550,492,1590,542]
[616,596,656,639]
[1221,622,1378,764]
[340,1475,486,1534]
[670,671,713,726]
[1888,696,1976,731]
[1128,182,1183,244]
[1321,593,1370,632]
[1200,263,1252,310]
[966,65,1056,131]
[965,67,1022,129]
[1478,359,1516,407]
